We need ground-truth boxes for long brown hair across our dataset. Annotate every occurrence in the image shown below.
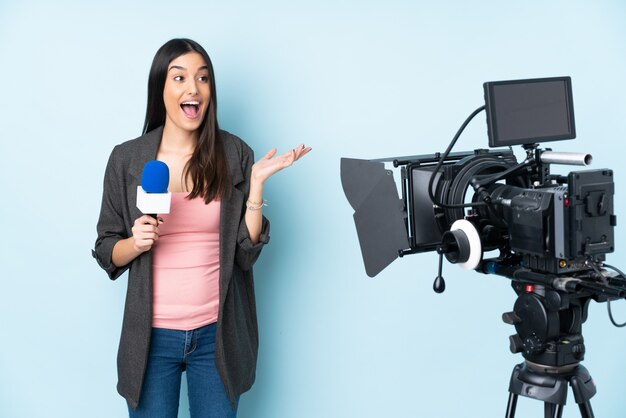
[143,38,230,203]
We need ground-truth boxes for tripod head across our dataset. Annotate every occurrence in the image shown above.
[492,265,626,368]
[504,282,588,368]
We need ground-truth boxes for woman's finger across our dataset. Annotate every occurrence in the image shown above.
[135,223,159,233]
[263,148,277,160]
[136,225,159,235]
[293,146,312,161]
[135,215,158,227]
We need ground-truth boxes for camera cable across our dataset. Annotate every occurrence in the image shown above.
[427,105,487,209]
[590,262,626,327]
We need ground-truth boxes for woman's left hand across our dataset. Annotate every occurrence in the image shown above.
[251,144,312,185]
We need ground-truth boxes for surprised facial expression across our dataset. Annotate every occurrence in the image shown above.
[163,52,211,134]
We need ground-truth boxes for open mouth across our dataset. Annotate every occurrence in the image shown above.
[180,101,201,119]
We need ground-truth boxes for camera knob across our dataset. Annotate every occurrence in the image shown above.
[502,312,522,325]
[572,343,586,358]
[509,334,524,354]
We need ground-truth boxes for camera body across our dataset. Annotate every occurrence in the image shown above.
[491,169,615,273]
[406,149,616,276]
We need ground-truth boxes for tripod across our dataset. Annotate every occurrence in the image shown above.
[505,360,596,418]
[500,278,604,418]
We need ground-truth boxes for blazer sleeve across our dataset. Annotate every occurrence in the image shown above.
[92,146,130,280]
[235,143,270,271]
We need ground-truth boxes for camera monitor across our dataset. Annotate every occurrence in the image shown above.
[484,76,576,147]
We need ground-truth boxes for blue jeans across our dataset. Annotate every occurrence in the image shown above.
[128,323,237,418]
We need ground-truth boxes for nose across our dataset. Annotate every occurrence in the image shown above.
[186,79,199,96]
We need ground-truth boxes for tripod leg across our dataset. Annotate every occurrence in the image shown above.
[544,403,564,418]
[505,392,518,418]
[578,401,595,418]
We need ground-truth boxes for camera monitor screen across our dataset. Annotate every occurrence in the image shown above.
[484,76,576,147]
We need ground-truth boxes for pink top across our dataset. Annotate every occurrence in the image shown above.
[151,193,221,330]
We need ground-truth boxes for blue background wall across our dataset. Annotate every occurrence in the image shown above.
[1,1,626,417]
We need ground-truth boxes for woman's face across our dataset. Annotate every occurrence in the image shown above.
[163,52,211,135]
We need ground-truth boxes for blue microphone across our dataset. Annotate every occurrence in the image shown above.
[136,160,171,218]
[141,160,169,193]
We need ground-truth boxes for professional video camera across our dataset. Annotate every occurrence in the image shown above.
[341,77,626,418]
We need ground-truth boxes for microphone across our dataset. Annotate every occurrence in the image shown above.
[136,160,171,219]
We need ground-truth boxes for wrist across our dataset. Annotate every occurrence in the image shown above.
[250,168,266,186]
[246,198,267,211]
[249,177,264,195]
[247,178,265,212]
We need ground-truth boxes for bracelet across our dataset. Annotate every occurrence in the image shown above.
[246,199,267,211]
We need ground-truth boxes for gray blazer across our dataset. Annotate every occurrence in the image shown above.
[92,126,269,409]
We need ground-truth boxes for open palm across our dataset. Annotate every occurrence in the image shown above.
[252,144,312,184]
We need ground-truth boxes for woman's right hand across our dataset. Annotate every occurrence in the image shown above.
[131,215,161,253]
[112,215,163,267]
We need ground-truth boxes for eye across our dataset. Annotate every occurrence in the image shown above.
[198,75,209,82]
[174,75,184,82]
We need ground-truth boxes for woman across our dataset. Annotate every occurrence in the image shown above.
[93,38,310,417]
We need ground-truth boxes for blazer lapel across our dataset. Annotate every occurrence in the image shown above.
[125,127,163,223]
[219,134,246,307]
[128,127,163,181]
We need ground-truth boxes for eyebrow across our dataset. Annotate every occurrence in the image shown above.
[168,65,209,72]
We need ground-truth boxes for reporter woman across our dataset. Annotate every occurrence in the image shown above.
[93,38,310,418]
